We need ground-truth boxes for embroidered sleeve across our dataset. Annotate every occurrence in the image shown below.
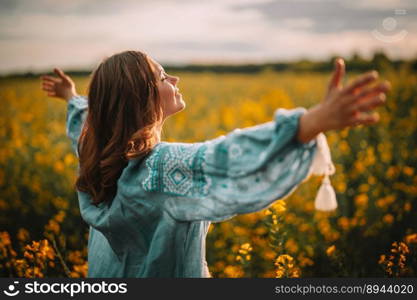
[66,95,88,157]
[143,107,320,222]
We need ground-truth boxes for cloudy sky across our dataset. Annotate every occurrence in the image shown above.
[1,0,416,74]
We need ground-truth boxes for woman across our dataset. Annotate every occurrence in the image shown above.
[40,50,390,277]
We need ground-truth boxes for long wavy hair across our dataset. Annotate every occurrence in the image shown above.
[76,50,163,206]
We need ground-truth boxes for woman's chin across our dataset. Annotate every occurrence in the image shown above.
[179,98,186,109]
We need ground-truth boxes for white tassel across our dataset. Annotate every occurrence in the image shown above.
[314,175,337,211]
[309,133,338,211]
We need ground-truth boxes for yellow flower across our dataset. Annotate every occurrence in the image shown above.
[54,211,66,223]
[73,264,88,277]
[289,268,300,278]
[285,238,299,254]
[398,242,409,254]
[368,176,376,185]
[337,217,350,231]
[25,241,40,252]
[338,140,350,154]
[45,219,60,235]
[382,214,394,224]
[298,256,314,267]
[336,181,347,193]
[273,200,286,213]
[0,231,11,246]
[359,184,370,193]
[275,269,285,278]
[64,153,75,166]
[326,245,336,256]
[354,161,365,173]
[53,161,65,173]
[275,254,294,266]
[39,240,55,260]
[224,265,244,278]
[214,240,225,248]
[70,271,80,278]
[274,254,300,278]
[403,166,414,176]
[405,233,417,244]
[355,194,368,207]
[386,166,397,178]
[241,243,252,251]
[24,248,34,258]
[17,228,30,242]
[378,254,386,264]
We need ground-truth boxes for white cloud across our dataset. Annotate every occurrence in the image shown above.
[349,0,417,10]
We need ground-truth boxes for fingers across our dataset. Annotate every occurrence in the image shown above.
[40,75,60,83]
[341,78,390,128]
[40,68,75,100]
[39,67,67,83]
[354,81,391,101]
[343,81,391,106]
[327,58,345,92]
[349,93,386,114]
[54,68,68,80]
[40,75,57,97]
[350,112,380,127]
[42,82,54,91]
[41,81,56,97]
[342,71,378,96]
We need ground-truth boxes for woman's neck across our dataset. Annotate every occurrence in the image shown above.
[155,122,163,143]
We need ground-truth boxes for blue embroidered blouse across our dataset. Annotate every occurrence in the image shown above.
[66,95,319,278]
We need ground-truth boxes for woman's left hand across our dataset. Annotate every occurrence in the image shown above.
[318,58,391,132]
[297,58,391,144]
[40,68,78,102]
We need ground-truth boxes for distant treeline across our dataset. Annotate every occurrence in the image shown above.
[3,51,417,79]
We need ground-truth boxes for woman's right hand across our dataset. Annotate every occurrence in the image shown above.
[40,68,78,102]
[318,58,391,132]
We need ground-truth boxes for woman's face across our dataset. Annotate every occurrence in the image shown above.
[148,57,185,120]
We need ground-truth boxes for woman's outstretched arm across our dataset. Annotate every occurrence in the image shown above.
[142,58,391,222]
[40,68,86,156]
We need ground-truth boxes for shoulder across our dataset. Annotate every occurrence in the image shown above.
[143,141,207,170]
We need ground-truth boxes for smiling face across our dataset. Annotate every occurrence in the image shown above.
[147,57,186,120]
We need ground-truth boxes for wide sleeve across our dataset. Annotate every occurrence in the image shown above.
[66,95,88,157]
[142,107,333,223]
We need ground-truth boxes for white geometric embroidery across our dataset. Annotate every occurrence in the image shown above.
[142,143,212,197]
[164,144,198,195]
[142,144,163,192]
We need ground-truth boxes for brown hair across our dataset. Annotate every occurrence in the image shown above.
[76,50,163,206]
